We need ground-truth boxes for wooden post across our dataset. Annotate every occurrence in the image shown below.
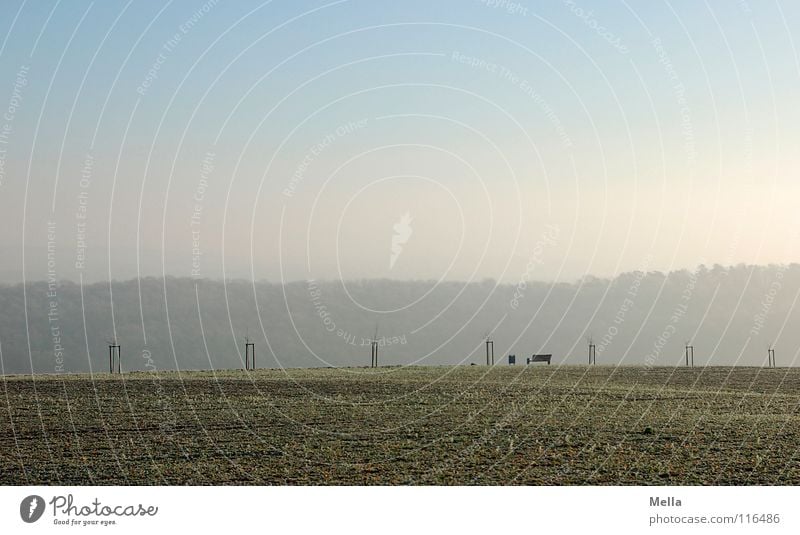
[588,343,596,365]
[245,342,255,371]
[485,339,494,365]
[108,344,120,374]
[370,325,379,368]
[768,348,776,368]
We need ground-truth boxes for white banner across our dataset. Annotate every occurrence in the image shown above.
[1,486,797,534]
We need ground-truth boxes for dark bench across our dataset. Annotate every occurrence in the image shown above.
[526,354,552,365]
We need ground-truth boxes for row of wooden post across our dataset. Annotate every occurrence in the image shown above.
[102,340,781,373]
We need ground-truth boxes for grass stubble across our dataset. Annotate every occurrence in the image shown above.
[1,365,798,485]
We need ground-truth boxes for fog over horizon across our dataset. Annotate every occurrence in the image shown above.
[2,263,799,374]
[1,2,800,373]
[2,1,800,287]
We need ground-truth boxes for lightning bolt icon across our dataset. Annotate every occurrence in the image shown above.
[28,496,38,519]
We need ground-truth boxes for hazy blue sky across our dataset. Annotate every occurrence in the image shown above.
[1,0,799,284]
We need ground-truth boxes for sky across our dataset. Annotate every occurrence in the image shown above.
[1,0,799,285]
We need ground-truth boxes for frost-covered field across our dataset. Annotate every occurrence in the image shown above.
[2,365,799,484]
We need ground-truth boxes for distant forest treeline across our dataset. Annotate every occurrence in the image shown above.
[1,264,799,374]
